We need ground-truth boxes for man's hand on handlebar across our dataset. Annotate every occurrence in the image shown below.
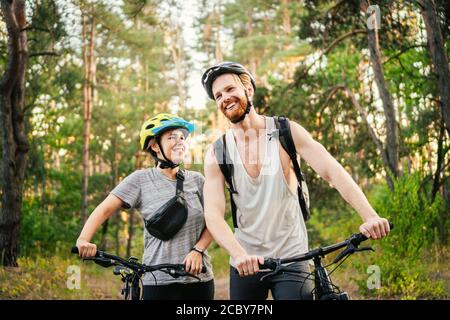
[359,217,390,240]
[234,254,264,277]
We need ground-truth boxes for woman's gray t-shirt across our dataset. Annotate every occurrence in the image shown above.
[110,168,214,286]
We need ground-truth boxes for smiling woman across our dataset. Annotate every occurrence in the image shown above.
[74,113,215,300]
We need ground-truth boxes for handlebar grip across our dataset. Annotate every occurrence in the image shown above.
[201,266,207,273]
[259,258,276,270]
[259,260,268,269]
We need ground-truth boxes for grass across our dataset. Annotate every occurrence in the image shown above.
[0,255,122,300]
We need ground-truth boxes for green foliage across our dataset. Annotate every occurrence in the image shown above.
[307,172,448,299]
[371,172,445,258]
[359,173,448,299]
[20,167,82,257]
[360,252,448,299]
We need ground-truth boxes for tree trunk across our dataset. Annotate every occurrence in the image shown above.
[246,8,257,77]
[168,25,187,111]
[432,121,445,201]
[361,1,400,179]
[419,0,450,137]
[81,15,95,222]
[282,0,294,80]
[99,122,120,250]
[125,151,141,257]
[98,218,109,251]
[282,0,291,35]
[126,209,135,257]
[0,0,29,266]
[213,3,226,133]
[326,85,395,190]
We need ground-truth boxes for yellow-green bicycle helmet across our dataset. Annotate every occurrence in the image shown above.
[140,113,195,151]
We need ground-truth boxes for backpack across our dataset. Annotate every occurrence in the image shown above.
[213,116,310,228]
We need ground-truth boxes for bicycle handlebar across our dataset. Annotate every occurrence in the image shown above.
[71,246,207,274]
[260,222,393,269]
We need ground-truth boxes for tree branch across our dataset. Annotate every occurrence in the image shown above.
[383,44,427,65]
[322,84,391,174]
[29,51,59,58]
[289,29,367,90]
[21,26,51,33]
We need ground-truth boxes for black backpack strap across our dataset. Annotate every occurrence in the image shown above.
[175,169,185,195]
[274,116,311,221]
[213,134,239,228]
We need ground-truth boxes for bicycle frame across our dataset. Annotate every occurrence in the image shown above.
[312,254,349,300]
[260,223,392,300]
[114,266,142,300]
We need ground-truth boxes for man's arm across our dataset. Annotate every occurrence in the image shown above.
[289,121,390,239]
[203,145,263,275]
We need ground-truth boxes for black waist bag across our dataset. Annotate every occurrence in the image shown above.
[144,170,188,241]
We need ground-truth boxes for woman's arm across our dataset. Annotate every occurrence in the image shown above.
[76,193,123,257]
[194,227,213,252]
[183,227,214,275]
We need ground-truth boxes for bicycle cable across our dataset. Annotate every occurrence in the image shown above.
[149,270,157,286]
[325,253,352,276]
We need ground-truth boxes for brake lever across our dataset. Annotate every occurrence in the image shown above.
[259,259,282,282]
[333,245,374,264]
[84,256,116,268]
[332,247,353,264]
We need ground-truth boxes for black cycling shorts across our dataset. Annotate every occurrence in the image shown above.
[230,261,313,300]
[143,279,214,300]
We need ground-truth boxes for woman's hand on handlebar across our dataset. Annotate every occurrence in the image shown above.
[76,238,97,258]
[183,250,203,275]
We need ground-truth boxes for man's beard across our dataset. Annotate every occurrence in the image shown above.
[222,95,248,123]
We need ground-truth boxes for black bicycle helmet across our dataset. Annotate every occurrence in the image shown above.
[201,61,256,100]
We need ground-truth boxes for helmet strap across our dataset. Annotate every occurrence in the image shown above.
[231,91,252,124]
[154,139,179,169]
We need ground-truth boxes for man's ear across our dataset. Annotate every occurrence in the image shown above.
[245,85,254,102]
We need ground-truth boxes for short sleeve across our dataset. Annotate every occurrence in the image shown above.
[193,172,205,206]
[110,171,142,209]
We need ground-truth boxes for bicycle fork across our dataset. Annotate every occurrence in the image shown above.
[313,256,349,300]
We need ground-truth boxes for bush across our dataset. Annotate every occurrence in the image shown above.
[357,172,449,299]
[371,172,444,258]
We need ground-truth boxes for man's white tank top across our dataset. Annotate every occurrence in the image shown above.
[226,117,309,267]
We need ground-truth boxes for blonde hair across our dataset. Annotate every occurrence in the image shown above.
[230,73,253,93]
